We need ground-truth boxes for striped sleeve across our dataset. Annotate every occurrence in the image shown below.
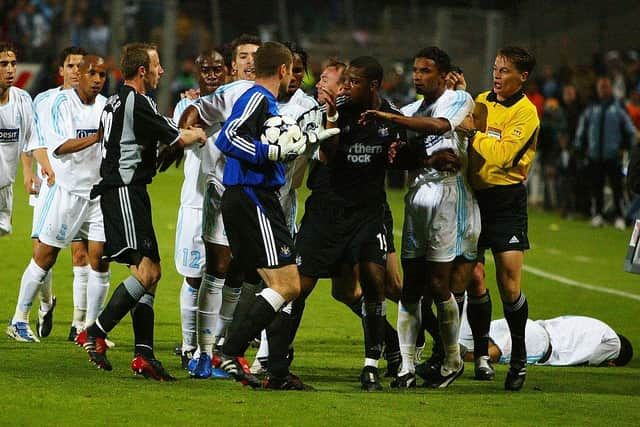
[134,94,180,147]
[439,90,473,130]
[47,93,74,156]
[215,90,271,165]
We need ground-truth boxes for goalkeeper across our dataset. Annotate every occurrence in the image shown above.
[213,41,338,388]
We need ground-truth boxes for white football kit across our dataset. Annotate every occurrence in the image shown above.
[34,89,106,247]
[278,88,318,234]
[173,97,207,277]
[193,80,254,246]
[0,86,33,235]
[459,313,621,366]
[400,90,480,262]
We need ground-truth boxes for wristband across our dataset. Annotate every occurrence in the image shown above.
[326,111,339,123]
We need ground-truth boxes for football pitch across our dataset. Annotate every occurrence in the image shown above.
[1,166,639,426]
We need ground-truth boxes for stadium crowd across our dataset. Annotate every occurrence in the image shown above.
[1,25,635,393]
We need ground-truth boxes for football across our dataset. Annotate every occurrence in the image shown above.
[260,115,303,145]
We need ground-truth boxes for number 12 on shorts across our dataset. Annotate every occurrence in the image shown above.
[182,249,202,269]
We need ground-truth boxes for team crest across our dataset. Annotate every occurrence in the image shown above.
[280,245,292,258]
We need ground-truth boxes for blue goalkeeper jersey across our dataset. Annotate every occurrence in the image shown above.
[215,85,285,189]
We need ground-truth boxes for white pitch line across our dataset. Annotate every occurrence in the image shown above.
[522,265,640,302]
[392,228,640,301]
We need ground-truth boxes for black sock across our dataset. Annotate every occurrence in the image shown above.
[416,330,426,349]
[421,300,443,361]
[348,296,398,356]
[289,298,306,344]
[503,292,528,369]
[131,293,155,359]
[267,308,294,377]
[453,292,466,318]
[223,295,278,357]
[362,301,386,361]
[87,277,146,338]
[467,290,492,358]
[226,280,262,341]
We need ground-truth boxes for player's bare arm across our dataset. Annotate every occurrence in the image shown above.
[359,110,451,135]
[31,148,55,185]
[54,130,102,155]
[20,152,38,194]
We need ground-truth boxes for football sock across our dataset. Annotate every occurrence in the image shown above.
[267,304,294,377]
[198,274,224,354]
[223,288,284,357]
[504,292,528,369]
[13,259,48,324]
[397,300,421,375]
[437,294,462,374]
[453,291,466,318]
[226,280,263,341]
[179,279,199,351]
[362,301,386,365]
[72,265,89,328]
[88,276,146,338]
[422,299,444,361]
[213,285,241,344]
[348,295,399,358]
[86,269,110,325]
[256,329,269,360]
[131,293,155,359]
[289,298,306,344]
[39,270,53,312]
[467,290,492,358]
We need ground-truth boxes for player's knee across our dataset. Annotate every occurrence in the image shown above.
[331,285,358,304]
[71,247,88,266]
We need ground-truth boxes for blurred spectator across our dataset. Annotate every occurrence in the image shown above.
[171,57,197,105]
[526,80,545,119]
[575,76,637,229]
[556,132,577,218]
[86,15,110,57]
[627,84,640,130]
[539,98,566,210]
[541,65,559,99]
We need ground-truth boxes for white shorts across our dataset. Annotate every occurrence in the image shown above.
[202,182,228,246]
[174,205,205,277]
[0,184,13,236]
[401,176,480,262]
[32,184,105,248]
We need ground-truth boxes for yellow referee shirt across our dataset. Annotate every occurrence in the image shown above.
[468,90,539,190]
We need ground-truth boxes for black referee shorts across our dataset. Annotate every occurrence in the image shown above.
[100,185,160,265]
[476,183,529,253]
[221,186,296,271]
[295,196,388,278]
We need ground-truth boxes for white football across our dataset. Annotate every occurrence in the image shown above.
[260,115,302,145]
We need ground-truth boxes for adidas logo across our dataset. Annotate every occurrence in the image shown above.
[508,235,520,244]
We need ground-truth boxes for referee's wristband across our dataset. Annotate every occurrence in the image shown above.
[326,111,339,123]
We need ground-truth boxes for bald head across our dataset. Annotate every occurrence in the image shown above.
[77,54,106,103]
[79,55,105,73]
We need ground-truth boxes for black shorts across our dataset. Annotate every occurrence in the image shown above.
[100,185,160,265]
[476,183,529,253]
[383,200,396,254]
[221,186,296,271]
[296,196,388,278]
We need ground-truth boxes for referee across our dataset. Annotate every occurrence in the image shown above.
[78,43,206,380]
[462,46,539,391]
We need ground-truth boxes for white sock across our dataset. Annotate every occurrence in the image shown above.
[72,265,89,328]
[437,294,462,374]
[259,287,286,312]
[86,269,110,325]
[39,270,53,312]
[13,259,48,324]
[256,329,269,359]
[397,300,421,375]
[198,274,224,355]
[180,279,199,352]
[364,358,379,368]
[213,285,241,343]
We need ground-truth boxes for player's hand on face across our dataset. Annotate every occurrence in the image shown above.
[317,87,337,115]
[445,71,467,91]
[426,148,461,172]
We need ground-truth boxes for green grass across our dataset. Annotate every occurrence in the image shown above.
[1,166,640,426]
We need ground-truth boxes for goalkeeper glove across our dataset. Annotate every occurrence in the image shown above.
[266,128,307,162]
